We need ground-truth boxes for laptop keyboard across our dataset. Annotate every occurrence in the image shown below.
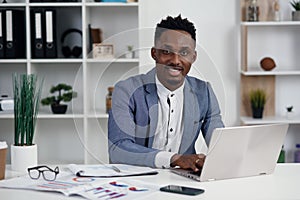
[188,170,202,176]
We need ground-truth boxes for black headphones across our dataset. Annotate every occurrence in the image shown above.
[61,29,82,58]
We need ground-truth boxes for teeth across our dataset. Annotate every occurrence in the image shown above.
[169,68,179,71]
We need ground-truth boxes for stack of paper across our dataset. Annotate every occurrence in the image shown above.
[0,171,159,200]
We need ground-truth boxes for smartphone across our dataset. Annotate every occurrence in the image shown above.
[160,185,205,196]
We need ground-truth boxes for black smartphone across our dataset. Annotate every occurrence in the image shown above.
[160,185,205,196]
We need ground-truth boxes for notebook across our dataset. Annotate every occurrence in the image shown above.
[171,123,289,182]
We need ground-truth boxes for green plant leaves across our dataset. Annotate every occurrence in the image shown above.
[13,74,43,146]
[250,89,266,109]
[41,83,76,106]
[290,0,300,11]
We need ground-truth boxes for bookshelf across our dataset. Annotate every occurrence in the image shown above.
[239,0,300,162]
[0,0,139,164]
[240,0,300,124]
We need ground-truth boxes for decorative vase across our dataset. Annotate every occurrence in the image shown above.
[252,107,264,119]
[125,51,134,59]
[292,11,300,21]
[51,104,68,114]
[11,144,38,172]
[286,111,294,119]
[260,57,276,71]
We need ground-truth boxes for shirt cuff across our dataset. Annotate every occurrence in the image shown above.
[154,151,176,168]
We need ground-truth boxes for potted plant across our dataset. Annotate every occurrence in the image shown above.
[290,0,300,21]
[286,105,294,119]
[11,74,43,172]
[125,45,134,59]
[250,89,266,118]
[41,83,77,114]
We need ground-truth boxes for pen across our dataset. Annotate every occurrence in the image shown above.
[110,165,121,173]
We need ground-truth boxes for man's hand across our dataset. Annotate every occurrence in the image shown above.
[170,154,206,172]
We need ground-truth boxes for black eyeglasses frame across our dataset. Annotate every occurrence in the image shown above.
[27,165,59,181]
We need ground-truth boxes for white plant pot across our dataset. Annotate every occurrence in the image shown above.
[286,112,294,119]
[11,144,38,172]
[125,52,133,59]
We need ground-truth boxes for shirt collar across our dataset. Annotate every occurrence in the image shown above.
[155,75,185,98]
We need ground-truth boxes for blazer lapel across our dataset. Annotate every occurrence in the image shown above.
[179,81,199,153]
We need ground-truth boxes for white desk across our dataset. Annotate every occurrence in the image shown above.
[1,164,300,200]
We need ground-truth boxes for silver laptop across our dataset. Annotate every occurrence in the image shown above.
[172,124,289,182]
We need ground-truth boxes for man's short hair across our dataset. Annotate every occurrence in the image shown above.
[154,14,196,44]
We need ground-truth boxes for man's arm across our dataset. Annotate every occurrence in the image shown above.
[170,82,224,172]
[108,81,159,168]
[202,82,225,145]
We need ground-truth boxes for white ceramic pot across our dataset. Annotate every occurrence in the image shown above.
[125,52,133,59]
[11,144,38,172]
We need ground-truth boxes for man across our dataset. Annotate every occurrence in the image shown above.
[108,15,224,172]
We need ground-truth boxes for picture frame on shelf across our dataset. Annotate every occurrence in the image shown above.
[92,44,114,59]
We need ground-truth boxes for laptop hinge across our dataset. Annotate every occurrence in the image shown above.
[207,178,216,181]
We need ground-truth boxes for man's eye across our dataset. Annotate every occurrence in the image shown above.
[179,50,189,56]
[161,49,171,55]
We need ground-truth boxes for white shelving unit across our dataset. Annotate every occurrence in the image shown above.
[241,116,300,125]
[239,0,300,162]
[241,68,300,76]
[240,20,300,124]
[241,21,300,26]
[0,0,139,164]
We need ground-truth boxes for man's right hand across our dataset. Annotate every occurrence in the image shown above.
[170,154,206,172]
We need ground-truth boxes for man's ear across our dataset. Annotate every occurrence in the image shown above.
[192,50,197,63]
[151,47,157,61]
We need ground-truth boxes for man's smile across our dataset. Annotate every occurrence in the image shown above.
[165,65,184,76]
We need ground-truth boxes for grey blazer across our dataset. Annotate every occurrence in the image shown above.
[108,68,224,168]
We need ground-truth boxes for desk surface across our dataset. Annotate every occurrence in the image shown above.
[1,164,300,200]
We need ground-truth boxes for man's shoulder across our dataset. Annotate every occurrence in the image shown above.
[115,68,156,91]
[116,73,149,87]
[186,76,208,89]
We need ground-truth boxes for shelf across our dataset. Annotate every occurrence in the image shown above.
[38,113,84,119]
[30,59,83,64]
[0,113,84,119]
[0,113,13,119]
[0,3,26,7]
[0,59,27,64]
[85,2,138,7]
[241,116,300,125]
[241,68,300,76]
[29,2,82,7]
[87,58,139,63]
[87,109,108,119]
[241,21,300,26]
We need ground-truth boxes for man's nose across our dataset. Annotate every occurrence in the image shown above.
[170,52,181,66]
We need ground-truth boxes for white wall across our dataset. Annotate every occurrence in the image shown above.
[139,0,239,126]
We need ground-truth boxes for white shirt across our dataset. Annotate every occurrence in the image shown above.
[153,76,185,168]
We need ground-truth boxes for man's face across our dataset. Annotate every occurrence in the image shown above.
[151,29,197,91]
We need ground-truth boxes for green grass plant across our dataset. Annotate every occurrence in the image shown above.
[250,89,266,109]
[13,74,43,146]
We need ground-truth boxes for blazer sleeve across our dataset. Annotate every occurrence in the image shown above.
[201,82,225,145]
[108,80,159,168]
